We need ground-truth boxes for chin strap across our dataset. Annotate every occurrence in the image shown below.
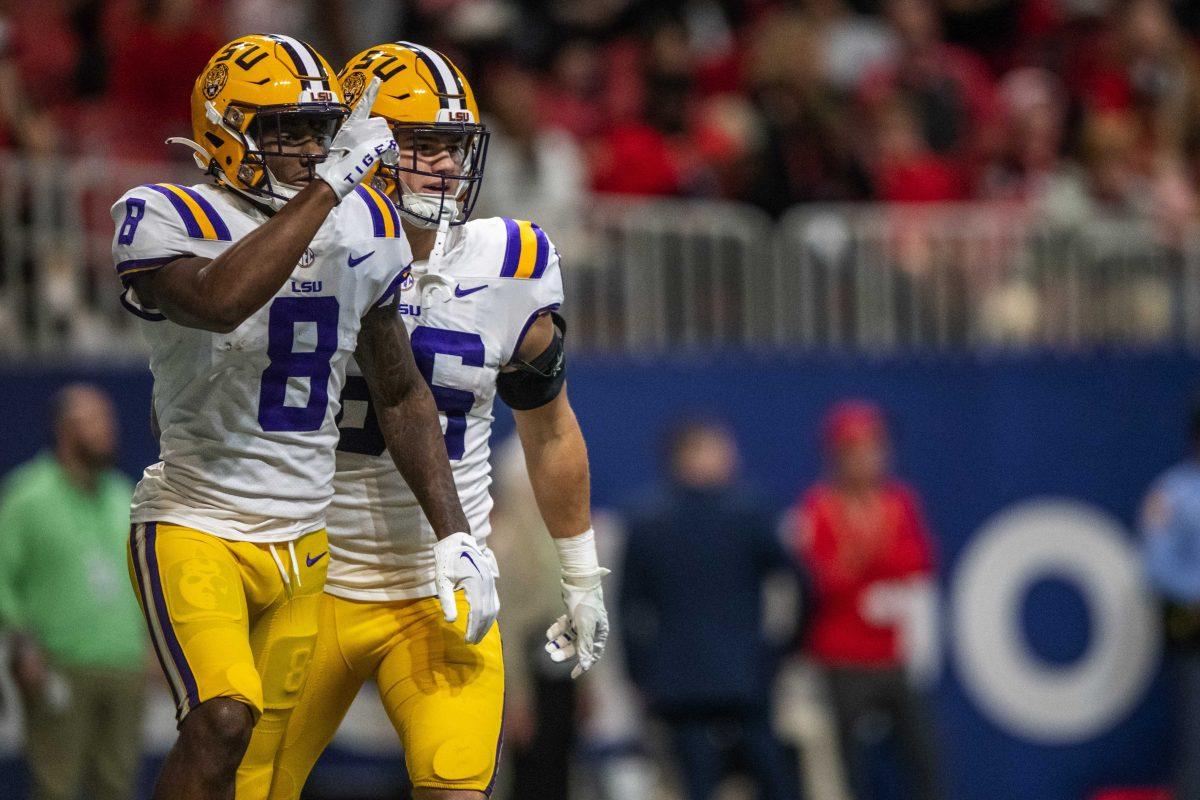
[415,215,456,305]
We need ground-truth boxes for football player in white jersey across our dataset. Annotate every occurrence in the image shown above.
[111,35,497,800]
[267,43,610,799]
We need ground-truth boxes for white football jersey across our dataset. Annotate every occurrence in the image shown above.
[327,217,564,600]
[111,181,413,542]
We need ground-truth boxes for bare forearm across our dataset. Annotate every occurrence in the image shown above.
[514,392,592,539]
[358,307,469,538]
[375,390,469,537]
[199,181,335,312]
[142,181,337,331]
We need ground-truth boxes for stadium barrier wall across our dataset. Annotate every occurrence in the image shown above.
[0,351,1191,799]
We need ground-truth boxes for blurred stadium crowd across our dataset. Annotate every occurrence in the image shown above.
[6,0,1200,357]
[6,0,1200,229]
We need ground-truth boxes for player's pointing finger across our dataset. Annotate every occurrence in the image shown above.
[349,77,382,121]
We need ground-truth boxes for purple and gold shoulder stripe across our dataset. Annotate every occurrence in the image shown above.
[115,254,182,284]
[143,184,232,241]
[355,185,403,238]
[500,218,550,280]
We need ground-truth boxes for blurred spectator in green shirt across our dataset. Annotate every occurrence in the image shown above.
[0,384,146,800]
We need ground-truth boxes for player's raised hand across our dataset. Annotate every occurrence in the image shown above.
[347,78,398,169]
[315,77,398,201]
[545,569,610,679]
[433,532,499,645]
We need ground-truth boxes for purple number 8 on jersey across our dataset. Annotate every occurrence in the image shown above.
[117,198,145,245]
[258,296,340,432]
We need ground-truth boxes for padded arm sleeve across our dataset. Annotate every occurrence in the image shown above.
[496,312,567,410]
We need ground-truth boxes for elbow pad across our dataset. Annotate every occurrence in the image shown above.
[497,313,567,410]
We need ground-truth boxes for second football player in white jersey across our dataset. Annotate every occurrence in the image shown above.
[268,43,610,799]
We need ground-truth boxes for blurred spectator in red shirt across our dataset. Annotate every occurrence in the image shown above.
[103,0,222,161]
[793,399,941,800]
[589,35,685,196]
[0,0,93,155]
[0,11,56,155]
[870,99,965,202]
[859,0,1000,184]
[4,0,88,113]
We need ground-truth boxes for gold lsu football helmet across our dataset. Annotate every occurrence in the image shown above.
[174,34,348,204]
[339,42,488,227]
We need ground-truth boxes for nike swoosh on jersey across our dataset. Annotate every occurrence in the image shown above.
[454,283,488,298]
[347,250,375,268]
[306,551,328,567]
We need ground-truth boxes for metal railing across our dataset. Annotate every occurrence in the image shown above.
[775,204,1198,351]
[564,200,1200,352]
[2,153,1198,358]
[0,155,192,358]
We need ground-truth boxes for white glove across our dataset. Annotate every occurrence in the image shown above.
[545,572,610,679]
[544,529,611,679]
[315,77,398,201]
[433,532,499,645]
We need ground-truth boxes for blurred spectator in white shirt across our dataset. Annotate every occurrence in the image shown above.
[477,61,588,260]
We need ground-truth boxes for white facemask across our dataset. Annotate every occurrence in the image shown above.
[398,191,460,229]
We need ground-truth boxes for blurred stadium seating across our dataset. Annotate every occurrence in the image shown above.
[3,0,1200,799]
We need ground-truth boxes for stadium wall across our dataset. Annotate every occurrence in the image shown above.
[0,352,1192,800]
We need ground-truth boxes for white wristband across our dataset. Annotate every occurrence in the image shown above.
[553,528,602,576]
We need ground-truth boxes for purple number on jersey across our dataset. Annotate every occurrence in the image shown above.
[258,296,340,432]
[335,326,485,459]
[410,327,485,460]
[117,198,146,245]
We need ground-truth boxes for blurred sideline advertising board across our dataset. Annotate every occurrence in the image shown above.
[0,351,1192,800]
